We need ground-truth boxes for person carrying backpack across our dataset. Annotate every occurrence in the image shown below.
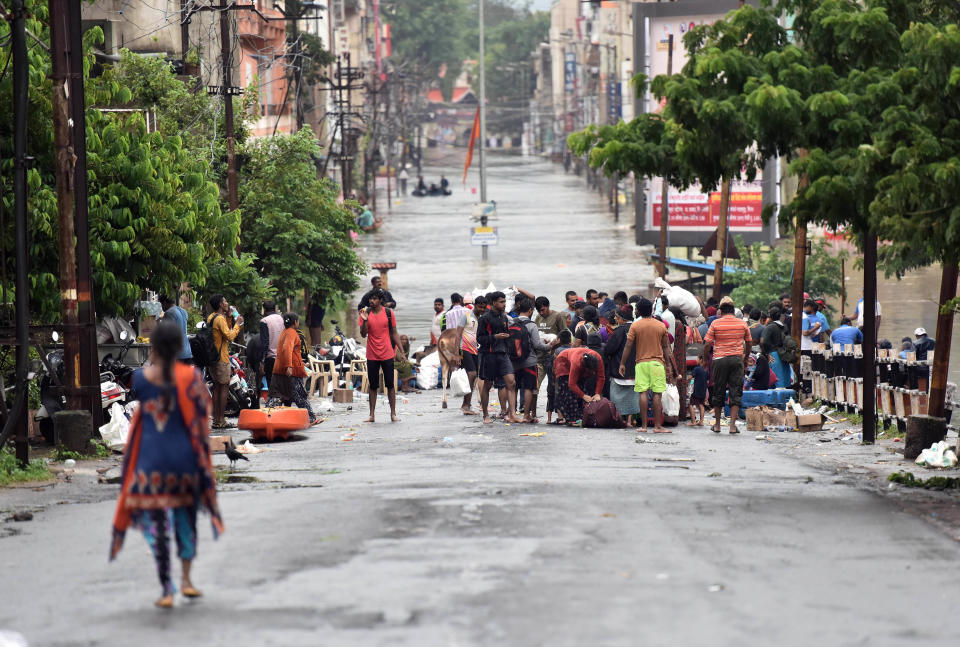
[203,294,243,429]
[511,296,555,423]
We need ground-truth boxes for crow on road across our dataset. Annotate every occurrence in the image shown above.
[224,438,249,469]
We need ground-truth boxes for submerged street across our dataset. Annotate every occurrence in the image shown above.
[3,155,960,646]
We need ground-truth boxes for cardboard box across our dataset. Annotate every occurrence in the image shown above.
[746,408,765,431]
[786,411,824,432]
[333,388,354,403]
[762,407,786,427]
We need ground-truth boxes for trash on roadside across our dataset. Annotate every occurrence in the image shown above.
[235,440,263,454]
[519,431,546,437]
[915,441,958,468]
[442,436,454,443]
[317,399,334,412]
[708,583,725,593]
[98,402,130,450]
[755,434,770,441]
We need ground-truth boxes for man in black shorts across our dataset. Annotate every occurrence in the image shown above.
[513,296,554,423]
[477,291,520,424]
[359,289,405,423]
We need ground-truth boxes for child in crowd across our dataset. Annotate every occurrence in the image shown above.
[688,355,708,426]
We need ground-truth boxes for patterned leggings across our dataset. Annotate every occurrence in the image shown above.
[266,378,316,421]
[137,507,198,596]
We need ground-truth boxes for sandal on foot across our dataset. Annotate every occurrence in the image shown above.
[155,595,174,608]
[182,586,203,598]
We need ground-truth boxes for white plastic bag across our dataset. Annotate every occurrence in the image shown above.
[662,384,681,417]
[417,363,439,390]
[449,369,471,397]
[915,441,958,468]
[98,402,130,450]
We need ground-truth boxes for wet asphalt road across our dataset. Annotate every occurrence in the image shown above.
[2,154,960,646]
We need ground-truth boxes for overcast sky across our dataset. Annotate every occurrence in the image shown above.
[529,0,553,11]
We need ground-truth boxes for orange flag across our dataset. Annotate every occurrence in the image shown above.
[462,106,481,184]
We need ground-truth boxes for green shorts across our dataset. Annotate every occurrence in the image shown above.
[634,360,666,393]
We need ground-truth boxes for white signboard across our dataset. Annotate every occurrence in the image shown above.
[471,227,498,246]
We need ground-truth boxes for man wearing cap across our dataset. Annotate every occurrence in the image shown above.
[704,296,752,434]
[913,327,935,361]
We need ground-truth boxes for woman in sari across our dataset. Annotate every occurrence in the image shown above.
[110,320,223,608]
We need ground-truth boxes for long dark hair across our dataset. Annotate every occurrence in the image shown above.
[151,320,182,384]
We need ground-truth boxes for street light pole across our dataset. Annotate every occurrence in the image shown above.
[478,0,488,261]
[478,0,487,205]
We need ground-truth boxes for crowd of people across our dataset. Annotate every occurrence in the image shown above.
[378,284,936,435]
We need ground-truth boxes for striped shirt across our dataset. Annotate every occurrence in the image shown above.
[461,309,479,355]
[704,314,752,359]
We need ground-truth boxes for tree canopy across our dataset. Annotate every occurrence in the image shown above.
[0,5,237,318]
[238,130,366,303]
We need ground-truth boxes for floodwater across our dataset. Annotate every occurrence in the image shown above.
[350,151,649,344]
[349,147,959,383]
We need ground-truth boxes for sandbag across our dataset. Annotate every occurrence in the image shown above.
[654,278,703,319]
[582,398,626,428]
[449,368,471,397]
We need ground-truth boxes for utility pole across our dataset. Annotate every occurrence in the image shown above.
[68,0,100,429]
[479,0,488,261]
[791,169,810,389]
[658,34,673,278]
[49,1,81,412]
[371,77,378,211]
[219,8,239,211]
[180,0,190,63]
[712,179,731,301]
[862,231,878,444]
[328,53,363,197]
[286,0,303,131]
[3,0,30,461]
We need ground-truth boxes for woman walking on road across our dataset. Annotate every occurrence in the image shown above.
[110,321,223,608]
[266,312,319,425]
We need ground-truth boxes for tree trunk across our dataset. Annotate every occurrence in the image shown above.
[791,215,807,384]
[929,262,958,419]
[712,178,731,301]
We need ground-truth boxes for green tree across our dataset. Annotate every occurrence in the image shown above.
[238,129,366,302]
[473,5,549,134]
[0,5,237,319]
[202,253,275,322]
[727,238,845,310]
[384,0,468,99]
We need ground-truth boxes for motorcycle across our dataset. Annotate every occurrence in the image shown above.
[223,347,258,416]
[36,330,135,444]
[326,320,363,388]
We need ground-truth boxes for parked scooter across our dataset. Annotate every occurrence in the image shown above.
[36,330,134,444]
[325,320,363,388]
